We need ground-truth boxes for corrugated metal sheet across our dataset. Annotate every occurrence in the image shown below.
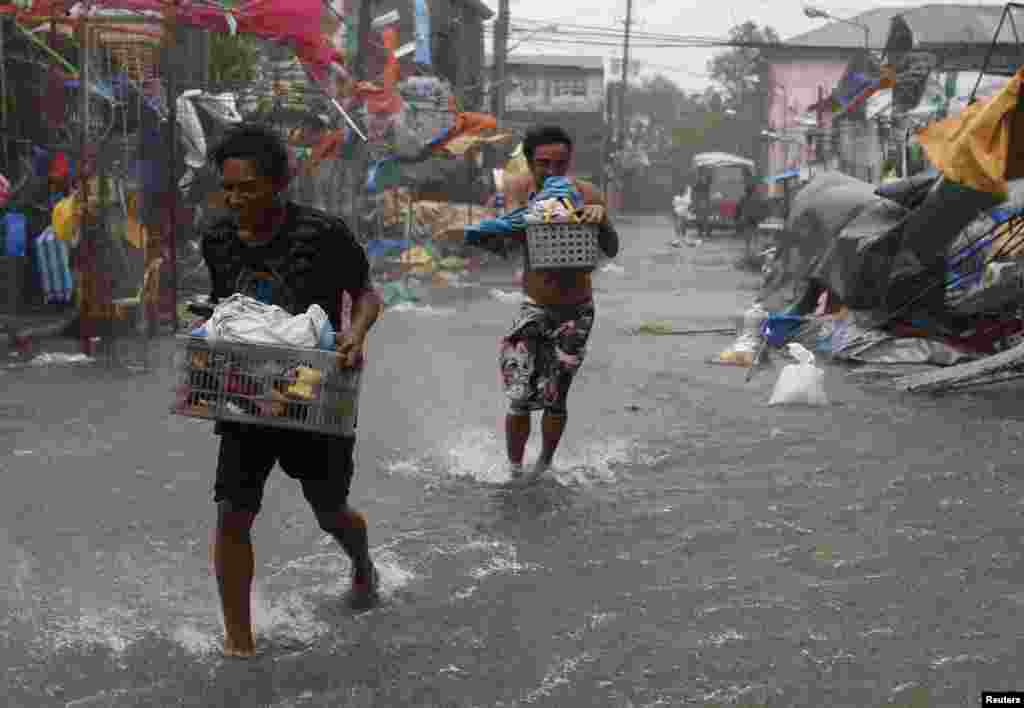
[788,4,1007,49]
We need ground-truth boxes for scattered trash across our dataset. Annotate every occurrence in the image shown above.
[28,353,96,367]
[600,262,625,275]
[711,302,767,367]
[380,281,422,307]
[490,288,526,304]
[669,239,682,248]
[630,321,735,336]
[769,343,829,406]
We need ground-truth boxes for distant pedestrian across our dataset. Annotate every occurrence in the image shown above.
[198,124,383,657]
[691,169,713,239]
[497,125,620,481]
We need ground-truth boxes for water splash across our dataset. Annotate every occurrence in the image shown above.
[386,426,640,487]
[388,303,456,317]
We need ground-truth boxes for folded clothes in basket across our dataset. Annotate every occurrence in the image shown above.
[465,177,586,245]
[201,294,330,349]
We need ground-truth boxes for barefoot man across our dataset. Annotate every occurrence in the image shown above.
[199,124,383,656]
[500,125,620,481]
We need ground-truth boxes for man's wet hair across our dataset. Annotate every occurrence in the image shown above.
[210,123,290,182]
[523,125,573,162]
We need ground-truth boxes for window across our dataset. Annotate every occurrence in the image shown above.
[551,77,587,98]
[515,77,538,96]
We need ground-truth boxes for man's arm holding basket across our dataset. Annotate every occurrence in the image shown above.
[576,180,619,258]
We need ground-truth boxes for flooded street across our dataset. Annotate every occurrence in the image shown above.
[2,215,1023,707]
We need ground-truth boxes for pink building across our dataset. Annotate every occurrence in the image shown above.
[761,4,1012,183]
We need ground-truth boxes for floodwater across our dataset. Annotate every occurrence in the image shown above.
[1,216,1022,707]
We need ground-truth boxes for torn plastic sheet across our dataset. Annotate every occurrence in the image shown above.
[831,324,977,366]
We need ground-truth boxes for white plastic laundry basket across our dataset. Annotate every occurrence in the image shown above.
[526,222,600,270]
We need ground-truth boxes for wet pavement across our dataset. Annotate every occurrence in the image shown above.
[2,215,1023,707]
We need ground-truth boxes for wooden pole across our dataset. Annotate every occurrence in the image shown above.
[0,17,7,175]
[347,0,372,230]
[162,3,179,333]
[78,18,94,354]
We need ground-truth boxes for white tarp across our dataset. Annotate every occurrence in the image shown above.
[693,152,755,170]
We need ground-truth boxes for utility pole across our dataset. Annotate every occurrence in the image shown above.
[618,0,633,149]
[491,0,509,123]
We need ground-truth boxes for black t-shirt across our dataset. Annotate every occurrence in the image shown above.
[200,202,370,330]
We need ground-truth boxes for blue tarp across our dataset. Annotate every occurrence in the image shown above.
[765,169,800,184]
[365,239,412,258]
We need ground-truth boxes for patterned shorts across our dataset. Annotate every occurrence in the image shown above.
[499,300,595,415]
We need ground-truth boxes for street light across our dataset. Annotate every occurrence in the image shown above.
[803,5,870,49]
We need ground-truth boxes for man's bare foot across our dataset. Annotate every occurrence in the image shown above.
[347,563,379,611]
[529,458,552,482]
[222,639,256,658]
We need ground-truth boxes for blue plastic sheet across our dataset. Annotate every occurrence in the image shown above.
[365,239,411,258]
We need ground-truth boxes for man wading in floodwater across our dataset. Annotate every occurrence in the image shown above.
[198,124,383,657]
[499,125,620,481]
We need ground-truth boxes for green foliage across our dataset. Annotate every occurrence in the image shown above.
[707,21,780,109]
[209,33,260,84]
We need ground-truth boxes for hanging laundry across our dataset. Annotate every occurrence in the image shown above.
[428,111,498,153]
[177,91,207,170]
[366,158,402,193]
[193,92,243,125]
[40,65,67,131]
[49,151,71,181]
[52,195,79,245]
[124,191,147,250]
[414,0,431,65]
[34,227,74,305]
[381,23,400,92]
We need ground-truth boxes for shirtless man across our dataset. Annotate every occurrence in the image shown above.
[499,125,620,481]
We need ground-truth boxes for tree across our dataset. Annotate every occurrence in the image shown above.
[707,21,780,109]
[209,33,260,85]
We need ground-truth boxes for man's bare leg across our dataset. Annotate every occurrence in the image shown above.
[532,411,567,477]
[212,505,257,657]
[505,412,531,474]
[315,506,377,608]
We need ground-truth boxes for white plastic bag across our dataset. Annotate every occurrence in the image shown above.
[769,343,829,406]
[206,294,328,348]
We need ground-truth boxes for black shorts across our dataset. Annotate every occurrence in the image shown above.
[213,423,356,514]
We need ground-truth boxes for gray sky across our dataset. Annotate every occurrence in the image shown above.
[497,0,1003,92]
